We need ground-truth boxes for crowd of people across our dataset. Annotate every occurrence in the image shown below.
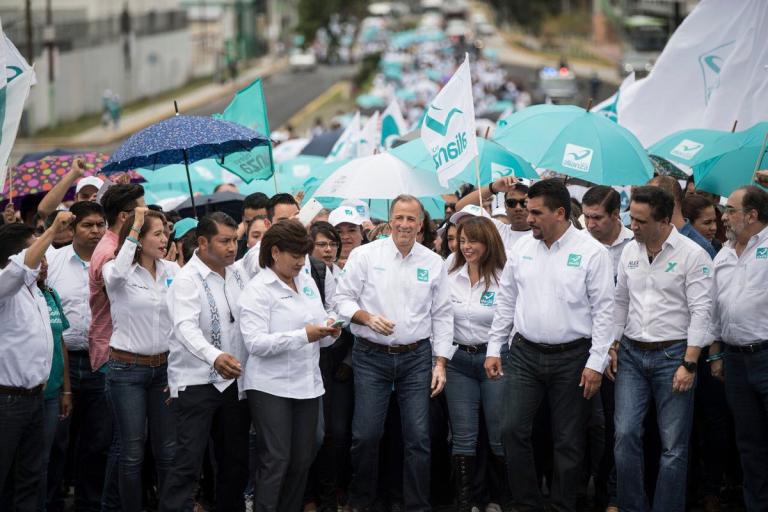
[1,158,767,512]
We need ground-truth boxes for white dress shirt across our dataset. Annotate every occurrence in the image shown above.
[487,226,615,373]
[447,263,503,359]
[614,226,713,348]
[334,237,454,359]
[0,251,54,388]
[605,225,634,278]
[492,218,531,252]
[240,266,336,399]
[103,239,179,355]
[46,245,91,351]
[708,225,768,345]
[167,253,248,398]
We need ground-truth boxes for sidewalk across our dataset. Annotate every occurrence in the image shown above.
[26,55,288,148]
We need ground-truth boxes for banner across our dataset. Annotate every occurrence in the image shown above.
[420,53,478,186]
[216,79,274,183]
[357,111,380,157]
[0,19,36,194]
[380,99,407,149]
[617,0,768,146]
[325,111,360,163]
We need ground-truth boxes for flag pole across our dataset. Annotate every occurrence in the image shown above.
[731,120,738,132]
[7,165,14,204]
[750,132,768,186]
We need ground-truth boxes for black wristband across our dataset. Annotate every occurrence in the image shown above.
[488,182,496,195]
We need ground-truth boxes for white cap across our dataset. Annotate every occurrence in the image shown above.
[76,176,104,194]
[449,204,491,224]
[491,206,507,217]
[340,199,370,220]
[329,205,365,227]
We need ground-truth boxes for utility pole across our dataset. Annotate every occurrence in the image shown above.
[44,0,57,128]
[25,0,33,63]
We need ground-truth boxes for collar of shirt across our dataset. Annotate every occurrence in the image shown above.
[610,225,634,248]
[383,235,417,260]
[723,224,768,255]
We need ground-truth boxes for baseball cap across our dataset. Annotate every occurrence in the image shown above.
[76,176,104,194]
[449,204,491,224]
[173,218,198,239]
[340,199,370,220]
[329,205,365,227]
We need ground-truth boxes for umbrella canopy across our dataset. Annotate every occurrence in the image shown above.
[175,191,245,222]
[300,128,343,157]
[101,115,270,174]
[390,138,539,189]
[272,138,310,163]
[493,104,654,186]
[17,148,79,165]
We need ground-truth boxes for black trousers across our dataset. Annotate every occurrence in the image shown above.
[0,393,44,512]
[159,383,250,512]
[248,390,320,512]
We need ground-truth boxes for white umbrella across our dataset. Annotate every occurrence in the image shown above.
[310,153,450,200]
[272,138,309,163]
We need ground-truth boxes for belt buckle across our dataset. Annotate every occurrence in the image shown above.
[746,344,758,353]
[387,345,399,355]
[466,345,479,354]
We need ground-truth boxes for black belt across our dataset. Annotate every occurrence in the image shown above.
[725,340,768,354]
[625,337,685,351]
[454,343,487,353]
[0,384,45,396]
[514,333,590,354]
[357,337,427,354]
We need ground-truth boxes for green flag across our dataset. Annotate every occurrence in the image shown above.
[215,79,274,183]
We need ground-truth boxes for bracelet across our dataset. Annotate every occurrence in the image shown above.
[126,235,139,245]
[61,391,72,395]
[488,181,496,195]
[130,225,141,233]
[706,352,724,363]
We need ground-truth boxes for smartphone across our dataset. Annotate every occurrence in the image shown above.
[330,319,344,329]
[298,198,324,226]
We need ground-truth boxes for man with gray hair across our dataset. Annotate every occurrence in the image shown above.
[334,194,454,511]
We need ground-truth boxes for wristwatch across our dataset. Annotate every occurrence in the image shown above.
[680,360,697,373]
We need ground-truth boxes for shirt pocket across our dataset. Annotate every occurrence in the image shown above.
[745,260,767,291]
[557,267,587,304]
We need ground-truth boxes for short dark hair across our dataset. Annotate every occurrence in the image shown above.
[69,201,105,227]
[506,182,529,196]
[0,223,35,268]
[682,194,714,224]
[243,192,269,214]
[259,220,314,269]
[310,221,342,259]
[527,178,571,218]
[649,175,684,206]
[165,210,181,225]
[389,194,425,220]
[582,185,621,215]
[631,186,674,222]
[738,185,768,223]
[267,193,299,221]
[197,212,238,241]
[100,184,144,225]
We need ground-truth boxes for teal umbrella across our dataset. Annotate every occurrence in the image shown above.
[239,156,345,196]
[493,104,654,185]
[648,128,734,167]
[390,138,539,189]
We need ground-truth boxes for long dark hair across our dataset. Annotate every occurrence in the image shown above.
[449,217,506,292]
[116,210,167,263]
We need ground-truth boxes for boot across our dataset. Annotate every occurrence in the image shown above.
[452,455,476,512]
[489,454,512,511]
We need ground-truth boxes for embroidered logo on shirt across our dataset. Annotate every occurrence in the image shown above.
[665,261,678,273]
[522,255,533,261]
[480,291,496,307]
[416,268,429,282]
[303,286,316,298]
[165,278,174,287]
[566,253,582,267]
[702,266,711,276]
[757,247,768,260]
[373,265,386,272]
[628,260,639,269]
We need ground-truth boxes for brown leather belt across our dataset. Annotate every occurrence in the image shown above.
[0,384,44,396]
[725,340,768,354]
[514,333,590,354]
[625,337,685,351]
[357,337,427,354]
[454,343,487,353]
[110,348,169,367]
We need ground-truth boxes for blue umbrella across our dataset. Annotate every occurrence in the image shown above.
[102,109,270,217]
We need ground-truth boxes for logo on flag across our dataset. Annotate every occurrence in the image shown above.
[561,144,594,172]
[670,139,705,160]
[698,41,736,105]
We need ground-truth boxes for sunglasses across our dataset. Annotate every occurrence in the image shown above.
[505,198,528,208]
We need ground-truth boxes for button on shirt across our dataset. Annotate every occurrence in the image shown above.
[46,245,91,351]
[492,218,531,251]
[447,263,503,359]
[708,225,768,345]
[103,239,179,355]
[334,237,454,359]
[487,226,615,372]
[614,226,713,347]
[0,252,54,388]
[89,230,118,370]
[167,254,247,397]
[240,267,336,399]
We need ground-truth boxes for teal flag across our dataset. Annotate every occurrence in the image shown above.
[215,79,274,183]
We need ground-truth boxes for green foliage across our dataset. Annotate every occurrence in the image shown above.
[353,52,381,89]
[296,0,369,46]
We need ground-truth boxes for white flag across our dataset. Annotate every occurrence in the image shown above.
[357,111,380,157]
[380,99,407,149]
[617,0,768,146]
[420,54,478,186]
[325,111,361,163]
[0,19,36,191]
[593,72,634,123]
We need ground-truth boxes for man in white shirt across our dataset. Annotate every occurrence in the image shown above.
[612,186,713,512]
[334,194,454,511]
[484,179,615,512]
[707,186,768,511]
[0,211,73,511]
[160,212,251,512]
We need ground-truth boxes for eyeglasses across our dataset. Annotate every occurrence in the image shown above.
[723,206,751,215]
[505,198,527,208]
[315,241,339,249]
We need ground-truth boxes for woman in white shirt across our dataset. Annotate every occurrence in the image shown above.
[102,206,179,512]
[444,216,508,511]
[240,220,340,512]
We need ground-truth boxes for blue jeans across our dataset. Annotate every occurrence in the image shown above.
[723,347,768,511]
[349,339,432,511]
[614,338,694,512]
[444,344,506,456]
[106,361,176,512]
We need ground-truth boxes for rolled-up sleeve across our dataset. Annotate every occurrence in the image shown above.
[487,259,518,358]
[168,276,222,365]
[0,252,38,299]
[685,251,714,347]
[585,249,615,373]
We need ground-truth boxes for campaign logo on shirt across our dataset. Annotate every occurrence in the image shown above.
[665,261,678,273]
[628,260,640,270]
[166,278,174,287]
[416,268,429,282]
[702,266,711,276]
[566,253,582,267]
[480,291,496,307]
[302,286,317,298]
[757,247,768,260]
